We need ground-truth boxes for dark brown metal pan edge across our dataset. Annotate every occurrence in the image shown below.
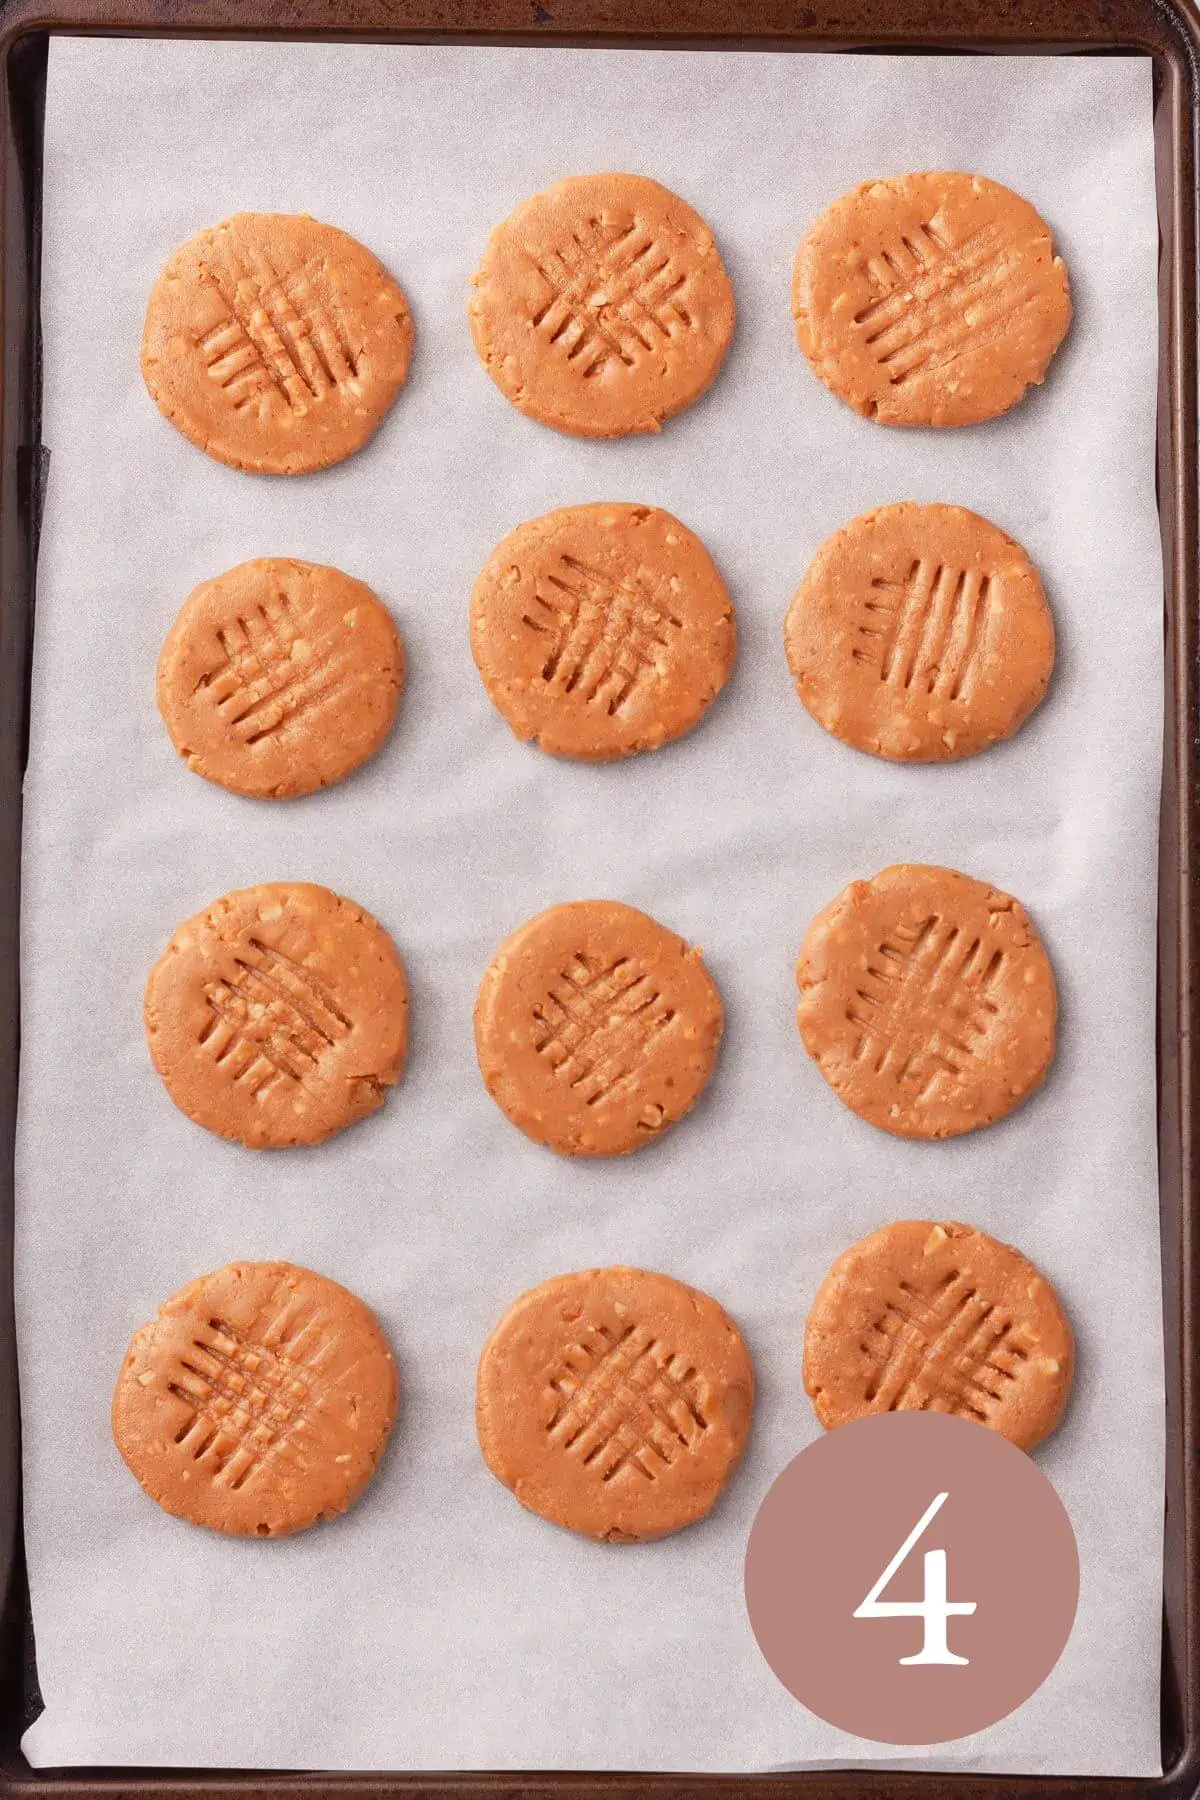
[0,1,1195,1795]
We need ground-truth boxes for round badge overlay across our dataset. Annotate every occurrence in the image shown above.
[744,1412,1078,1745]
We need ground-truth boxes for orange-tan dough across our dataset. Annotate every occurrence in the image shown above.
[805,1221,1074,1451]
[113,1261,397,1536]
[477,1266,754,1540]
[474,900,723,1156]
[785,502,1054,762]
[144,882,408,1149]
[470,503,735,761]
[793,172,1071,427]
[469,173,734,438]
[142,212,412,473]
[796,864,1057,1139]
[157,558,404,799]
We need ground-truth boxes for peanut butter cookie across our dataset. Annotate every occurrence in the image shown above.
[157,558,404,798]
[468,173,734,438]
[793,173,1071,427]
[113,1261,397,1536]
[796,865,1057,1139]
[477,1266,754,1540]
[142,212,412,473]
[785,503,1054,761]
[145,882,408,1148]
[804,1221,1074,1450]
[470,503,735,761]
[474,900,723,1156]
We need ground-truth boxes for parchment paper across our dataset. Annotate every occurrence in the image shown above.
[16,40,1163,1775]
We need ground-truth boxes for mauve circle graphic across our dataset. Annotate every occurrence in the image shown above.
[744,1413,1079,1745]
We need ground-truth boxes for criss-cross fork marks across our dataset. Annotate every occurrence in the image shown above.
[853,561,995,702]
[532,952,677,1111]
[193,590,353,748]
[852,216,1042,388]
[844,913,1006,1102]
[529,215,696,378]
[521,554,683,717]
[859,1269,1031,1423]
[193,246,363,415]
[167,1298,345,1492]
[198,937,353,1105]
[545,1317,709,1483]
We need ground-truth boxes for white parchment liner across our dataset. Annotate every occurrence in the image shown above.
[17,41,1162,1774]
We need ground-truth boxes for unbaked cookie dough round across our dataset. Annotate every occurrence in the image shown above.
[796,864,1057,1139]
[792,172,1071,427]
[142,211,413,473]
[477,1265,754,1540]
[470,503,734,761]
[145,882,408,1148]
[804,1220,1073,1451]
[784,502,1054,762]
[474,899,723,1156]
[113,1260,398,1536]
[468,173,735,437]
[157,558,404,798]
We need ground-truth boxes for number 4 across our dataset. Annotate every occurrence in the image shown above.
[854,1491,978,1666]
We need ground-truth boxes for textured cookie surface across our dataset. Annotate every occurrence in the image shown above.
[804,1221,1074,1450]
[157,558,404,798]
[112,1261,397,1536]
[468,173,735,438]
[785,503,1054,762]
[476,1266,754,1540]
[470,503,735,760]
[793,172,1071,427]
[145,882,408,1148]
[474,900,723,1156]
[796,864,1056,1139]
[142,212,412,473]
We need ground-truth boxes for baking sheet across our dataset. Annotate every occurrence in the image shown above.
[16,40,1163,1775]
